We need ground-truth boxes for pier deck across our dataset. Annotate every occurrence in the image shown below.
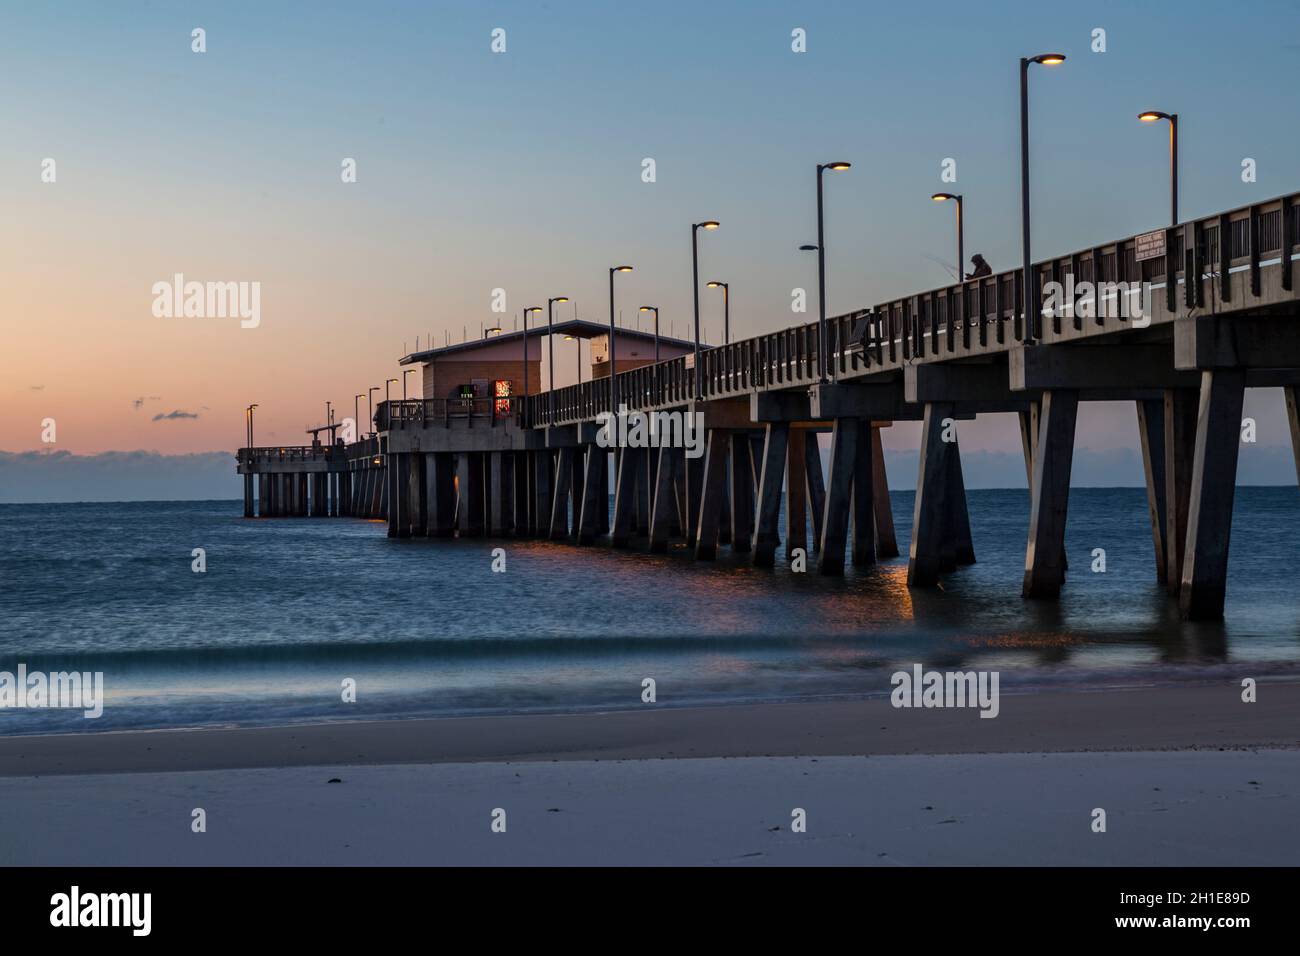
[238,193,1300,620]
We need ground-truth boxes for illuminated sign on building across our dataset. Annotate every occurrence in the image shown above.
[494,379,513,417]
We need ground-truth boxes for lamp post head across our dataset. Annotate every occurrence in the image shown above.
[549,296,569,304]
[706,281,728,290]
[820,161,852,173]
[693,221,720,231]
[524,306,542,314]
[931,192,960,202]
[1029,52,1066,66]
[386,378,398,385]
[639,306,657,313]
[799,244,818,252]
[611,265,633,273]
[1138,110,1173,123]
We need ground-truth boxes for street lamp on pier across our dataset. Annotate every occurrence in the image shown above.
[523,306,543,404]
[608,266,633,414]
[546,296,570,424]
[690,221,719,397]
[931,193,964,282]
[1138,110,1179,225]
[814,162,851,381]
[1019,52,1066,342]
[638,306,660,362]
[706,281,730,344]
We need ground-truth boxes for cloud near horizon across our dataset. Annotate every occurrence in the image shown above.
[0,450,235,503]
[152,409,199,421]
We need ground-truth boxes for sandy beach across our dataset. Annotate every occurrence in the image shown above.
[2,750,1296,866]
[1,680,1297,777]
[1,682,1297,865]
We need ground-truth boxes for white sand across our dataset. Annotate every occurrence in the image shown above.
[2,750,1295,866]
[5,682,1299,777]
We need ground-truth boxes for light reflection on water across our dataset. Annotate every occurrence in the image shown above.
[0,487,1297,733]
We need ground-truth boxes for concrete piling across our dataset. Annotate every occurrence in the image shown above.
[870,426,898,559]
[694,430,729,560]
[1022,390,1079,599]
[730,434,754,553]
[752,423,789,567]
[1179,370,1246,620]
[648,446,678,553]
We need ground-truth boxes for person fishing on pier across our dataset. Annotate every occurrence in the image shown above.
[965,253,992,280]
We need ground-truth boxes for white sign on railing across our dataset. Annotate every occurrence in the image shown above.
[684,353,695,369]
[1135,230,1166,262]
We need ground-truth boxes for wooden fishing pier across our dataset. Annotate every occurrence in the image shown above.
[237,194,1300,620]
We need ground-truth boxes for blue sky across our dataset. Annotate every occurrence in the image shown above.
[2,0,1298,492]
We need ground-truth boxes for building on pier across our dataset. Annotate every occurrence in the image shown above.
[399,319,697,404]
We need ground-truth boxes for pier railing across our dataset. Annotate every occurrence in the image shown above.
[367,193,1297,432]
[856,193,1298,368]
[523,192,1298,426]
[238,445,338,465]
[528,316,864,425]
[343,436,381,463]
[376,397,520,431]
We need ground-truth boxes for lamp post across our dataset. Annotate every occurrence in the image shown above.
[367,387,379,437]
[799,242,819,304]
[1020,52,1066,343]
[246,403,258,448]
[639,306,660,361]
[565,334,580,384]
[355,393,364,441]
[608,266,633,414]
[1138,111,1179,225]
[640,305,660,401]
[523,306,542,405]
[384,378,398,430]
[706,281,730,344]
[931,193,964,281]
[799,242,819,325]
[546,296,569,424]
[690,221,719,398]
[814,162,851,381]
[403,369,416,402]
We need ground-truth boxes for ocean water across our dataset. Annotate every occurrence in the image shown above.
[1,488,1298,735]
